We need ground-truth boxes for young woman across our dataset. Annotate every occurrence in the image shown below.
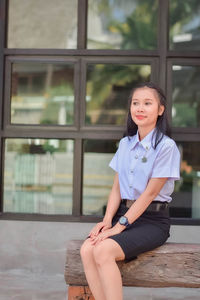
[80,82,180,300]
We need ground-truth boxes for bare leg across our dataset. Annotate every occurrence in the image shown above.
[80,239,106,300]
[93,239,125,300]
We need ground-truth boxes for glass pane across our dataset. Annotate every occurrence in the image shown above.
[83,140,117,215]
[11,63,74,125]
[87,0,158,50]
[169,0,200,50]
[171,142,200,219]
[7,0,77,49]
[86,64,151,125]
[172,65,200,127]
[4,138,73,214]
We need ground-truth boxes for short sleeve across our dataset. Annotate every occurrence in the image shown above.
[151,140,180,180]
[109,148,119,172]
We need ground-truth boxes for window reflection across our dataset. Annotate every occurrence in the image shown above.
[87,0,158,50]
[11,63,74,125]
[86,64,151,125]
[83,140,117,215]
[4,139,73,214]
[169,0,200,50]
[172,65,200,127]
[171,142,200,218]
[8,0,77,49]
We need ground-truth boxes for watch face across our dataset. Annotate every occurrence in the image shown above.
[119,216,128,225]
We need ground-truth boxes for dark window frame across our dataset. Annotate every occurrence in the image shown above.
[0,0,199,225]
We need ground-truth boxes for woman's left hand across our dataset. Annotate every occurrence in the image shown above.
[90,223,125,245]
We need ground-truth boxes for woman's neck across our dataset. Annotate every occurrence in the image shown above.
[138,126,155,141]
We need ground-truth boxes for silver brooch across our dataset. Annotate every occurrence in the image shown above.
[142,156,147,163]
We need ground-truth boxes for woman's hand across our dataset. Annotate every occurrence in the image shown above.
[89,219,112,239]
[90,223,125,245]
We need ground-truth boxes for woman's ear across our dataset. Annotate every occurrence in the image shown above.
[158,105,165,116]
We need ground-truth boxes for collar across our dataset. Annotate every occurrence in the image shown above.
[130,128,156,151]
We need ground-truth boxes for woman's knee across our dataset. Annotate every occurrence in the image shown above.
[93,240,115,266]
[80,239,94,261]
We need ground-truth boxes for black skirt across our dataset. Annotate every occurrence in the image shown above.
[109,202,170,261]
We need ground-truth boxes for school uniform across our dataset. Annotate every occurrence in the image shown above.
[109,128,180,261]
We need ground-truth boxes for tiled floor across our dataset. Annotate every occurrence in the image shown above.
[0,271,199,300]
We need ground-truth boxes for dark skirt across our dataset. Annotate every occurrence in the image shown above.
[109,202,170,261]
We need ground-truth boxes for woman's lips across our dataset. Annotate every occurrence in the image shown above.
[135,115,146,120]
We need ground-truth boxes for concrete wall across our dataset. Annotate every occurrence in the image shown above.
[0,220,200,276]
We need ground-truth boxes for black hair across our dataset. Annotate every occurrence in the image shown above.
[124,82,171,149]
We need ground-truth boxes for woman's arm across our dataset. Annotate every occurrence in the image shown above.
[89,173,121,238]
[103,173,121,223]
[90,177,167,244]
[123,177,167,225]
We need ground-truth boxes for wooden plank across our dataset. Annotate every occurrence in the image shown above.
[65,240,200,288]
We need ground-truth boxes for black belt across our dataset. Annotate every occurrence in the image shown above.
[121,199,169,211]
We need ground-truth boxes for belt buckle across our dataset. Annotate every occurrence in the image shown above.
[155,204,160,211]
[152,202,168,211]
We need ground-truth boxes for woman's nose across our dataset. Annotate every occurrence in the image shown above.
[136,104,144,112]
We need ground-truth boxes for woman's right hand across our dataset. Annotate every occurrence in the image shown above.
[89,219,112,239]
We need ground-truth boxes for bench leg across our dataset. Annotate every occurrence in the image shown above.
[68,285,95,300]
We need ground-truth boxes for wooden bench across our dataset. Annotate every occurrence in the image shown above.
[65,240,200,300]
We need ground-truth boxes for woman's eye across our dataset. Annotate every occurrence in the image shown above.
[132,102,138,105]
[145,102,151,105]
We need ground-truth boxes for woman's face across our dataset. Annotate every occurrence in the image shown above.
[130,87,164,131]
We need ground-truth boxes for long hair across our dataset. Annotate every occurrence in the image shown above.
[124,82,171,149]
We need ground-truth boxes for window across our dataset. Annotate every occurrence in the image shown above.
[87,0,158,50]
[85,63,151,125]
[10,62,75,125]
[7,0,78,49]
[169,0,200,51]
[172,142,200,219]
[4,138,74,214]
[171,64,200,128]
[83,139,117,215]
[0,0,200,224]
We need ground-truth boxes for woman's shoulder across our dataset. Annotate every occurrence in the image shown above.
[160,135,177,147]
[157,134,179,154]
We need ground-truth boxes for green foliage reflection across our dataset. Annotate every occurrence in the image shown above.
[88,0,158,50]
[170,0,200,50]
[86,64,151,125]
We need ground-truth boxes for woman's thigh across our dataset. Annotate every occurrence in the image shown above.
[81,238,125,265]
[109,221,169,261]
[93,238,125,265]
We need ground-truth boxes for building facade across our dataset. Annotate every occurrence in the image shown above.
[0,1,200,227]
[1,2,200,298]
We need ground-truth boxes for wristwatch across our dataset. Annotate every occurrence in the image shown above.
[119,216,130,227]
